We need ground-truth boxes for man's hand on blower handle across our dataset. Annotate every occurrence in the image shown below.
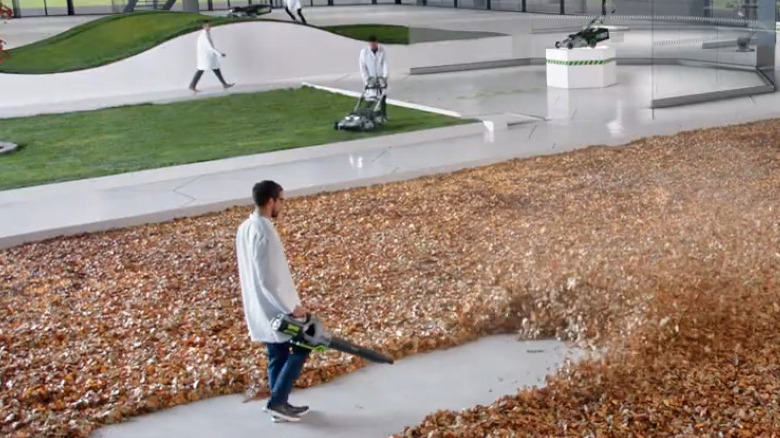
[291,305,307,319]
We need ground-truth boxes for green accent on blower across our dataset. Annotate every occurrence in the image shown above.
[283,325,301,336]
[547,58,616,66]
[291,341,328,353]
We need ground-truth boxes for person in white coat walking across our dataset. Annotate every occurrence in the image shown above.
[359,35,389,120]
[284,0,307,24]
[235,180,311,423]
[189,23,234,92]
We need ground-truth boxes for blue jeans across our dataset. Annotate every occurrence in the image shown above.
[266,341,310,407]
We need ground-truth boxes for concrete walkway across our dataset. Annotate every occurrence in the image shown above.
[91,336,579,438]
[3,66,780,249]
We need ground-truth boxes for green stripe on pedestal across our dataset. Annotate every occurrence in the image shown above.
[546,58,616,66]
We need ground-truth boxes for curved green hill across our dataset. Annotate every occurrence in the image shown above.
[0,11,502,74]
[0,12,410,74]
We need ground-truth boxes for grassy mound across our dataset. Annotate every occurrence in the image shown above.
[0,86,468,190]
[323,23,410,45]
[0,11,500,74]
[0,11,220,74]
[0,12,411,74]
[1,118,778,437]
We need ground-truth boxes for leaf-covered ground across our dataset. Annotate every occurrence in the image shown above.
[1,118,779,437]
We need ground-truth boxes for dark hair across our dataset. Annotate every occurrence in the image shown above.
[368,35,378,42]
[253,180,283,207]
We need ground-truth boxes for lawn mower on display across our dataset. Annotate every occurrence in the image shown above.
[225,2,272,18]
[555,16,610,49]
[334,77,388,132]
[271,312,395,364]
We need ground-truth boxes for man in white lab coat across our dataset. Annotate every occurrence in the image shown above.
[189,23,234,92]
[284,0,307,25]
[359,35,389,120]
[235,180,310,423]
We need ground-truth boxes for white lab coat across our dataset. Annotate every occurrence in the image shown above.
[359,46,388,85]
[196,29,222,71]
[235,210,302,344]
[284,0,301,10]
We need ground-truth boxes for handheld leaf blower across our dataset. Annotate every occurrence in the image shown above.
[271,313,395,364]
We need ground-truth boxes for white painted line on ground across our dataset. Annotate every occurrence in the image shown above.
[301,82,464,118]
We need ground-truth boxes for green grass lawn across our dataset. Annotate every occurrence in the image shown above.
[1,12,224,73]
[326,24,408,45]
[0,12,411,73]
[0,86,469,190]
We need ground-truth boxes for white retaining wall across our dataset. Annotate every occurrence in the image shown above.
[0,21,522,110]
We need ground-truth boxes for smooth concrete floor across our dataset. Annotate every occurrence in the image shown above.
[311,65,765,119]
[3,63,780,249]
[91,336,578,438]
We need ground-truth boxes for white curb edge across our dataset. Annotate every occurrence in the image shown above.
[301,82,464,119]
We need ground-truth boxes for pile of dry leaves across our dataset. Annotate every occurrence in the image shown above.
[1,118,779,437]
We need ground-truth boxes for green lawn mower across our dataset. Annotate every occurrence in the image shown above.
[555,16,611,49]
[334,77,388,132]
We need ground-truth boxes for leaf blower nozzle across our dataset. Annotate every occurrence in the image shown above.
[271,313,395,365]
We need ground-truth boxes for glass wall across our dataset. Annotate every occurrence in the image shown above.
[405,0,774,109]
[650,0,776,107]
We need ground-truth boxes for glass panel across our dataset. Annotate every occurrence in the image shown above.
[19,0,67,16]
[456,0,488,9]
[331,0,373,4]
[424,0,456,7]
[564,0,586,14]
[72,0,115,14]
[650,0,775,107]
[525,0,560,14]
[491,0,524,12]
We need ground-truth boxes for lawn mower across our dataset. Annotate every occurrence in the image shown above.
[225,3,272,18]
[334,77,388,132]
[554,16,610,49]
[271,313,395,364]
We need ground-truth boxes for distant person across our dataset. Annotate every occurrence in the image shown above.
[601,0,616,16]
[284,0,307,25]
[359,35,389,121]
[235,180,311,423]
[189,22,234,92]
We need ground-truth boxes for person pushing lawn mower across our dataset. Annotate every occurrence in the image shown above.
[359,35,389,120]
[335,35,390,131]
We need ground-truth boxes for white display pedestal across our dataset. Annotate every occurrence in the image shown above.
[546,46,617,89]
